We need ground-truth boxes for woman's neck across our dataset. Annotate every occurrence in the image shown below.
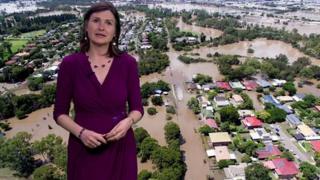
[87,43,110,59]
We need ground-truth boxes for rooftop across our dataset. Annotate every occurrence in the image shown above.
[209,132,232,144]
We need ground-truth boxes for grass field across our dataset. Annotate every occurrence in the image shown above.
[2,39,28,60]
[20,30,46,39]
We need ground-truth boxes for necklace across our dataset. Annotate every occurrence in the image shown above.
[88,57,112,68]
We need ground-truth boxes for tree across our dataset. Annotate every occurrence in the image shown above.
[241,154,252,163]
[245,163,271,180]
[187,97,200,114]
[151,96,164,106]
[283,82,296,96]
[314,153,320,167]
[27,77,44,91]
[138,170,152,180]
[266,107,287,123]
[164,122,180,143]
[39,84,56,108]
[219,105,240,124]
[151,147,182,170]
[32,134,64,162]
[139,137,159,162]
[198,125,214,136]
[193,73,212,85]
[147,107,157,115]
[32,164,63,180]
[256,110,271,122]
[280,151,295,161]
[299,67,315,80]
[0,132,36,177]
[299,162,319,180]
[166,105,176,114]
[134,127,150,145]
[218,160,235,169]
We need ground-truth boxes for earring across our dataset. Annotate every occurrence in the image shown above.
[84,36,87,41]
[112,41,116,46]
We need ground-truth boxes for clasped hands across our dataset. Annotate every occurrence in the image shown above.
[79,117,133,149]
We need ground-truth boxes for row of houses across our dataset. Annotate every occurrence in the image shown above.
[186,78,287,92]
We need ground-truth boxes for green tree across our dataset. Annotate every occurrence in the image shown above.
[187,97,201,114]
[280,151,295,161]
[0,132,36,177]
[164,122,180,143]
[32,134,64,162]
[219,105,240,124]
[138,170,152,180]
[32,164,63,180]
[147,107,157,115]
[245,163,271,180]
[283,82,296,96]
[139,137,159,162]
[151,96,164,106]
[218,160,235,169]
[198,125,214,136]
[299,162,319,180]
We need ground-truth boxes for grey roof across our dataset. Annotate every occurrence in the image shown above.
[256,79,271,88]
[286,114,301,125]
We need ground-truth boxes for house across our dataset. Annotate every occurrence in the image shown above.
[276,104,293,114]
[297,123,320,141]
[202,109,214,119]
[250,128,279,141]
[209,132,232,146]
[286,114,301,128]
[269,158,299,179]
[262,95,281,106]
[210,146,237,162]
[242,116,263,129]
[242,80,258,90]
[294,133,305,141]
[276,96,294,103]
[310,140,320,153]
[204,118,218,129]
[256,79,271,88]
[256,144,281,159]
[214,96,230,107]
[293,93,305,102]
[238,110,255,118]
[229,81,245,90]
[271,79,286,87]
[231,94,244,106]
[224,163,247,180]
[216,81,232,91]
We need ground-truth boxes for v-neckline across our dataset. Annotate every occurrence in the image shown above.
[84,53,116,87]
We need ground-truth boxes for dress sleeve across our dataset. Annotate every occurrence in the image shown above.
[53,57,74,122]
[127,57,144,117]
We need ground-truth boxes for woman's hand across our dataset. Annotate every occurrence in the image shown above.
[104,118,133,141]
[80,129,107,148]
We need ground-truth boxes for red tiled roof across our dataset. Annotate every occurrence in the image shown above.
[311,140,320,152]
[242,80,258,90]
[272,158,299,176]
[242,116,263,128]
[205,118,218,129]
[216,81,232,91]
[256,145,281,159]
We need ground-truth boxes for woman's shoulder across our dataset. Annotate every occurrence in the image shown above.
[118,52,137,65]
[62,52,84,64]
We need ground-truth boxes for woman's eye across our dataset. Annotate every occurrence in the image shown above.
[93,19,99,23]
[106,21,112,25]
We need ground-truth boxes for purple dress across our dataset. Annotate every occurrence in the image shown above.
[53,52,144,180]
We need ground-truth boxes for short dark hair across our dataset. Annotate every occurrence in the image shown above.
[80,2,122,57]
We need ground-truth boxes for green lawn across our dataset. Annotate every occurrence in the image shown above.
[20,30,46,39]
[302,141,312,152]
[2,39,29,60]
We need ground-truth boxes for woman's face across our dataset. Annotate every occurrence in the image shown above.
[86,10,116,46]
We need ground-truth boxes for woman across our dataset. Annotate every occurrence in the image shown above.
[53,2,144,180]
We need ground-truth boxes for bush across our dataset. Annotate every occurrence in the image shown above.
[256,86,263,93]
[317,84,320,89]
[147,107,157,115]
[166,114,172,120]
[151,96,164,106]
[166,105,176,114]
[142,98,149,106]
[218,160,235,169]
[198,125,214,136]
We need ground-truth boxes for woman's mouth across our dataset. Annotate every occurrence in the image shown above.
[95,33,106,37]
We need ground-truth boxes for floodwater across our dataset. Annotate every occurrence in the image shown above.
[176,17,223,39]
[0,1,41,13]
[244,15,320,35]
[187,38,320,66]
